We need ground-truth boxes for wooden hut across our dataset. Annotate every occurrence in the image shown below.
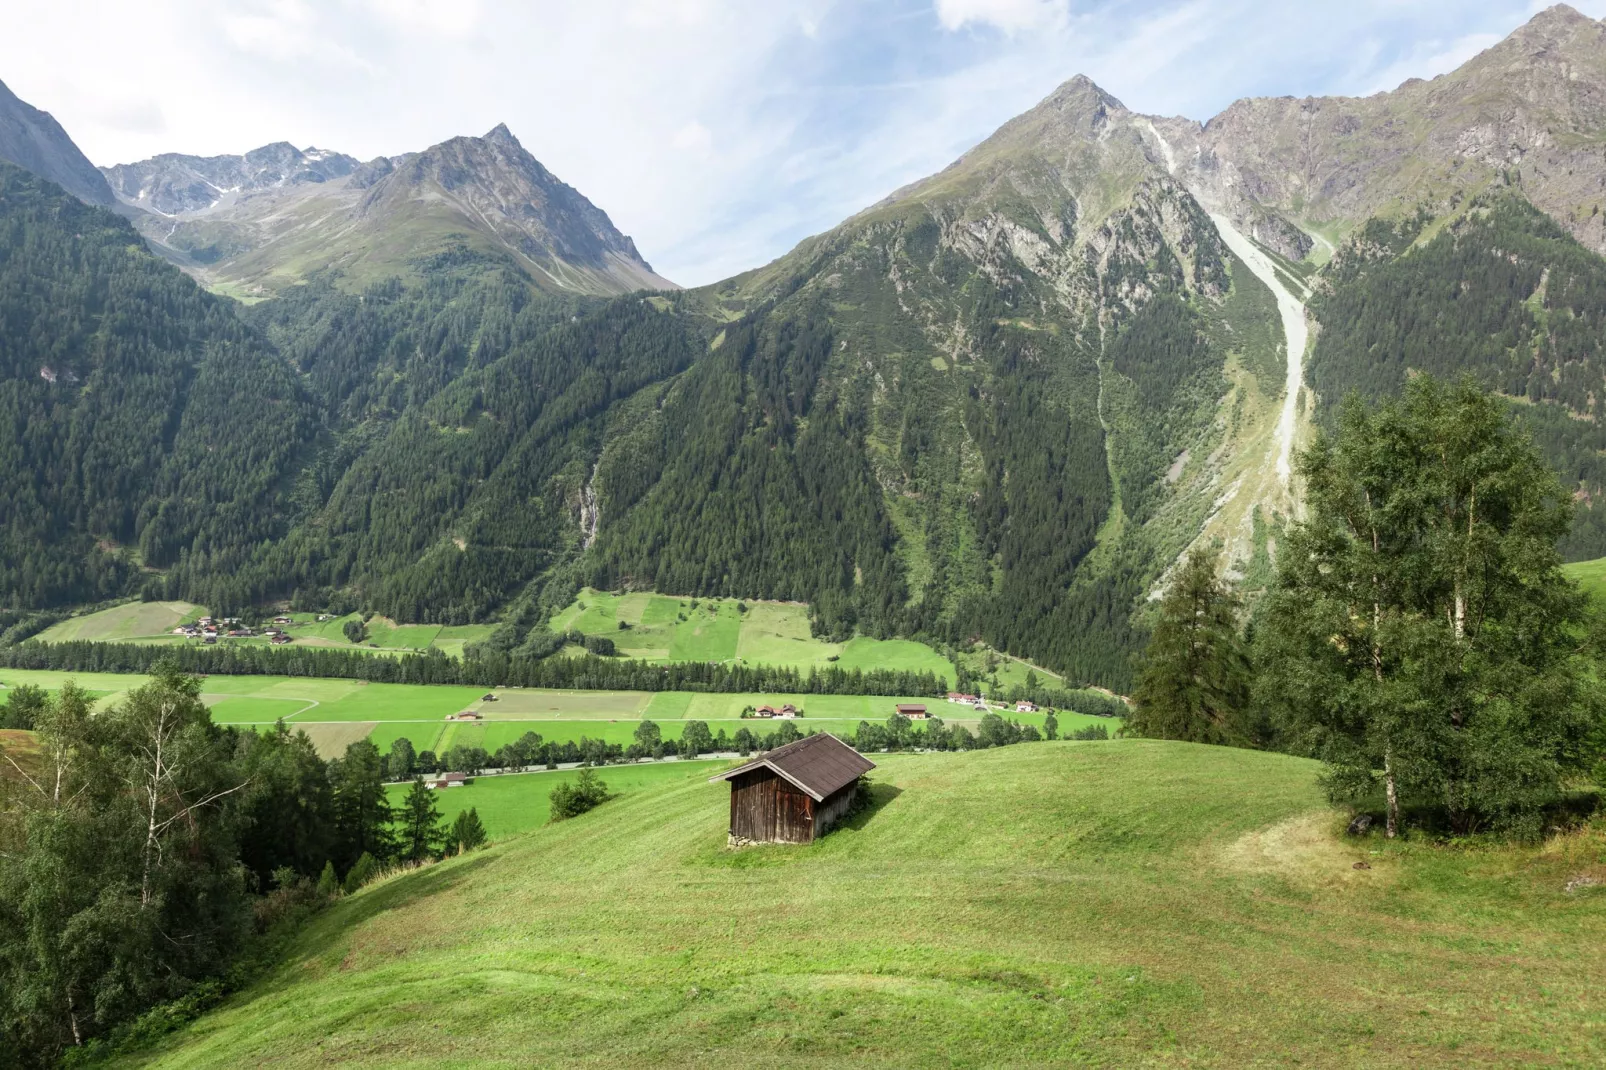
[709,733,875,845]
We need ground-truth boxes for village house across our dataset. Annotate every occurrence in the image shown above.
[709,733,875,845]
[1015,701,1038,713]
[270,633,292,645]
[273,615,293,625]
[481,693,498,702]
[895,703,928,720]
[946,691,979,704]
[447,711,482,721]
[428,772,469,790]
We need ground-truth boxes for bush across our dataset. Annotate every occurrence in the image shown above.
[583,634,616,656]
[342,618,368,644]
[549,766,610,821]
[1069,724,1109,741]
[315,861,340,898]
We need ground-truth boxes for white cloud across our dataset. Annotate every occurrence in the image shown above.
[934,0,1063,33]
[671,121,713,152]
[362,0,484,37]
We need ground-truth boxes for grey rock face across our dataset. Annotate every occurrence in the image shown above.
[101,143,362,216]
[0,77,117,206]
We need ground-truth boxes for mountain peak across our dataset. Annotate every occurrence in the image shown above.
[484,123,520,147]
[1042,74,1127,115]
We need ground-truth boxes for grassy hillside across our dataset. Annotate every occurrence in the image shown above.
[549,589,956,683]
[126,742,1606,1067]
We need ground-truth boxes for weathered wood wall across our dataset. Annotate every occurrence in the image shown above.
[729,768,815,844]
[813,781,857,838]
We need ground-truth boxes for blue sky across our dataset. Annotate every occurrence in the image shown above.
[0,1,1597,285]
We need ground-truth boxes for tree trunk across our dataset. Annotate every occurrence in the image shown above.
[1384,746,1399,839]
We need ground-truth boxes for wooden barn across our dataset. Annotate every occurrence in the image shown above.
[709,733,875,845]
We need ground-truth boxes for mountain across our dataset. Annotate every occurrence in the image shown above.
[104,124,674,298]
[7,5,1606,693]
[0,77,117,207]
[101,142,361,215]
[1148,4,1606,258]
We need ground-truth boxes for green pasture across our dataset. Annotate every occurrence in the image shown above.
[3,671,1118,755]
[37,601,202,643]
[128,741,1606,1067]
[1564,555,1606,604]
[30,603,495,659]
[547,589,955,683]
[383,760,723,839]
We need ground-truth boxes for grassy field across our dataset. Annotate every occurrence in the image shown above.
[36,601,202,643]
[30,603,496,658]
[0,670,1118,761]
[1564,555,1606,604]
[383,760,725,839]
[549,589,956,683]
[127,741,1606,1067]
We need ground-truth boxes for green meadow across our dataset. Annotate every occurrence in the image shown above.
[30,602,496,657]
[0,669,1117,760]
[383,760,724,839]
[126,741,1606,1067]
[549,589,957,683]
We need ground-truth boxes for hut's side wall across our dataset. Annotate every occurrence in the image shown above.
[813,780,859,839]
[728,768,814,844]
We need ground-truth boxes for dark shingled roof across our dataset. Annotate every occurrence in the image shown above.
[708,732,875,801]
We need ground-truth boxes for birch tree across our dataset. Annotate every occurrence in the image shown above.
[1258,377,1602,837]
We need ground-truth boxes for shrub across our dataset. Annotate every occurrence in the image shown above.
[549,766,609,821]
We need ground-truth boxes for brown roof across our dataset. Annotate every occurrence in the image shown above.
[708,732,875,801]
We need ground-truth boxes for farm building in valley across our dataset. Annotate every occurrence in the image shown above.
[710,733,875,846]
[428,772,468,789]
[448,711,482,721]
[895,703,928,720]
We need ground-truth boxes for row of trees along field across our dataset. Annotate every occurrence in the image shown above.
[377,704,1085,778]
[1127,375,1606,839]
[0,665,486,1066]
[0,640,949,698]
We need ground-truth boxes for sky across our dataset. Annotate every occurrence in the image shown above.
[0,0,1598,286]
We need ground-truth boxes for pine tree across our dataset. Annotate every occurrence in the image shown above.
[1127,546,1252,745]
[451,807,488,853]
[398,777,445,863]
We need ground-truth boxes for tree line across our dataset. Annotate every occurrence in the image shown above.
[1127,376,1606,839]
[0,640,949,698]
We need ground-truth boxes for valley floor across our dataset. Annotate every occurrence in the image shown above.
[123,742,1606,1068]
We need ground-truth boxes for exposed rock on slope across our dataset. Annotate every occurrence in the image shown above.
[1147,4,1606,256]
[102,143,360,216]
[0,77,117,207]
[106,125,673,297]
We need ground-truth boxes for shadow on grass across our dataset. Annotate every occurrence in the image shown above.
[687,782,904,869]
[837,782,903,834]
[335,851,501,930]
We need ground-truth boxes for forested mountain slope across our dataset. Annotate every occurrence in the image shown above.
[10,6,1606,694]
[0,162,309,606]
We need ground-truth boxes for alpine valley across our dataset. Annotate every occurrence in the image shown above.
[6,4,1606,691]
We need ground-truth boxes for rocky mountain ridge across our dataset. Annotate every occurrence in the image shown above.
[101,142,361,216]
[0,77,117,208]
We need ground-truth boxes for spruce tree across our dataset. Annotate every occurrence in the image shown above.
[398,778,445,863]
[451,807,488,853]
[1127,546,1251,745]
